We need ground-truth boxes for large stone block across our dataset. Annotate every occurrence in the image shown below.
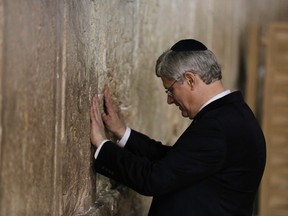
[1,0,288,215]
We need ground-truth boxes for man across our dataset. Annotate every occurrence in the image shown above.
[90,39,266,216]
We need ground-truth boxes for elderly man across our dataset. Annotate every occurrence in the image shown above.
[90,39,266,216]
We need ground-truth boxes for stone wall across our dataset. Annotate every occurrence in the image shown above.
[0,0,287,215]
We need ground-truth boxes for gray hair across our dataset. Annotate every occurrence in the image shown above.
[155,49,222,84]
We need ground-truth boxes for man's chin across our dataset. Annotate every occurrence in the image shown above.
[180,110,194,119]
[181,110,189,118]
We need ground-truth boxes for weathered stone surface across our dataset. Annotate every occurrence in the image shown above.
[0,1,61,215]
[0,0,288,215]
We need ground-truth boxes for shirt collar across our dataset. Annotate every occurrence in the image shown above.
[199,90,231,111]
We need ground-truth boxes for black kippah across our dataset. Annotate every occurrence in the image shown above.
[170,39,207,51]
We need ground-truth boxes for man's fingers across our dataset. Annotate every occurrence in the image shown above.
[90,103,95,121]
[104,87,114,114]
[91,94,103,123]
[90,95,98,118]
[89,93,107,147]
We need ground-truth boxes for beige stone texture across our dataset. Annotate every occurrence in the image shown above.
[0,0,287,215]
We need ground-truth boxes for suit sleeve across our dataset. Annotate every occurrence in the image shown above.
[124,129,171,160]
[94,118,226,196]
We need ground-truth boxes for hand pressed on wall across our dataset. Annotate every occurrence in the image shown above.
[90,94,106,147]
[90,86,127,147]
[102,86,126,140]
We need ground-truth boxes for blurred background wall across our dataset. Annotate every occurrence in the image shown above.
[0,0,287,215]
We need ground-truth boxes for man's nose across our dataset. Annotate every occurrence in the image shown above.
[167,95,174,104]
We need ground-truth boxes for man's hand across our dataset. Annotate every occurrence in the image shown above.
[102,86,126,139]
[90,94,106,147]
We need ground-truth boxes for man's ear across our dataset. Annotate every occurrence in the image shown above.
[184,72,197,88]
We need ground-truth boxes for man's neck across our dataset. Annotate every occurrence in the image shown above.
[199,89,231,111]
[198,80,228,110]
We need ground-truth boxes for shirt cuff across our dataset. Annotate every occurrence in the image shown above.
[116,127,131,147]
[94,139,110,159]
[94,128,131,160]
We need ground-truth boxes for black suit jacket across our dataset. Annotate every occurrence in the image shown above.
[94,91,266,216]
